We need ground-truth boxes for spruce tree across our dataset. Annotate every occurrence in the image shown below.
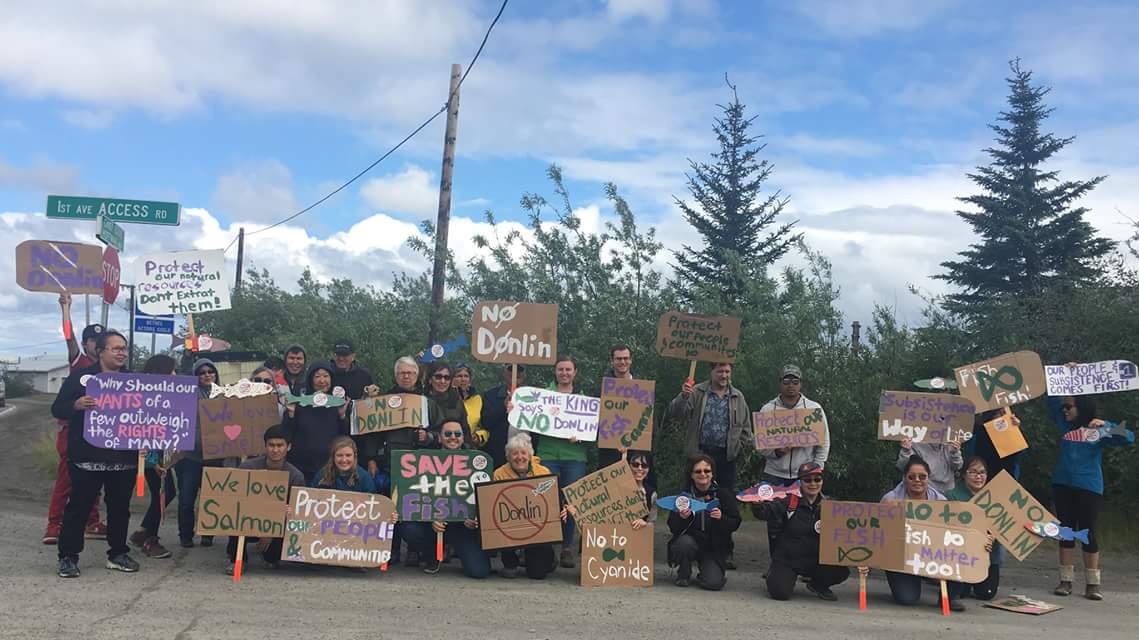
[672,81,801,307]
[938,60,1113,313]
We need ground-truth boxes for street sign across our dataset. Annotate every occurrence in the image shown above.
[46,195,181,226]
[101,246,120,304]
[95,214,125,251]
[135,315,175,334]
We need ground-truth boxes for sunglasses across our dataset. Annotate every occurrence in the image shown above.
[1061,403,1075,410]
[801,476,823,483]
[441,430,463,438]
[253,378,274,384]
[781,377,800,384]
[629,462,649,469]
[907,474,929,481]
[432,374,452,380]
[692,468,713,475]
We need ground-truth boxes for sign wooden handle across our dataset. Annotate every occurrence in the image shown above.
[940,580,949,616]
[686,360,697,385]
[233,536,245,583]
[135,452,145,497]
[510,363,518,393]
[859,573,867,610]
[437,530,445,562]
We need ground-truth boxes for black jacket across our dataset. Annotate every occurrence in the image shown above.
[282,363,349,476]
[752,493,827,571]
[357,385,442,471]
[479,383,510,469]
[332,363,375,400]
[667,483,741,565]
[52,363,137,466]
[429,387,471,445]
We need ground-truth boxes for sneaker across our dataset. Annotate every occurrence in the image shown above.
[57,556,80,578]
[85,521,108,540]
[105,553,140,573]
[1085,584,1103,601]
[129,529,148,548]
[423,558,441,574]
[1054,581,1073,596]
[948,599,966,612]
[142,537,172,559]
[559,547,575,569]
[43,525,61,545]
[674,576,690,587]
[180,537,195,548]
[806,582,838,601]
[199,536,214,547]
[499,566,518,579]
[225,561,235,576]
[404,551,419,568]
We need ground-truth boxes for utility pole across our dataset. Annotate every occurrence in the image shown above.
[851,320,861,354]
[234,227,245,292]
[126,284,136,370]
[427,63,462,345]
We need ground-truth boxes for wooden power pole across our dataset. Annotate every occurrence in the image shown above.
[428,63,462,345]
[234,227,245,291]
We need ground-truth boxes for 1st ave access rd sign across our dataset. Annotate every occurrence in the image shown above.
[47,195,180,226]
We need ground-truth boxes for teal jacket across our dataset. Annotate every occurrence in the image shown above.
[1047,396,1134,494]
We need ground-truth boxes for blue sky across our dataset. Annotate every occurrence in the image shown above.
[3,0,1138,357]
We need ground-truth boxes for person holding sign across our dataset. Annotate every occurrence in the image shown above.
[1046,386,1134,601]
[480,363,527,469]
[756,365,829,485]
[176,358,224,548]
[330,339,374,400]
[312,436,378,493]
[628,450,658,529]
[667,453,741,590]
[282,345,308,395]
[225,425,305,575]
[946,457,1001,600]
[127,355,180,560]
[400,420,491,578]
[670,361,752,569]
[283,362,350,485]
[425,362,471,444]
[536,355,589,569]
[452,363,489,448]
[51,330,140,578]
[597,344,635,470]
[491,433,559,579]
[752,462,850,601]
[895,437,962,496]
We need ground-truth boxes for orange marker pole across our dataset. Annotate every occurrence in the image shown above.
[859,573,867,610]
[233,536,245,583]
[940,580,950,616]
[135,451,145,497]
[436,530,444,562]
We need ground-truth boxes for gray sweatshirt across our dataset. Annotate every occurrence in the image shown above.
[757,393,830,479]
[895,442,963,495]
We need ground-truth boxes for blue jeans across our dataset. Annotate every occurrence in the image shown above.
[543,459,587,545]
[175,459,203,541]
[401,521,490,578]
[886,571,967,605]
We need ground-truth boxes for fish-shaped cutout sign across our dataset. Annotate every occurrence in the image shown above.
[532,478,555,496]
[208,378,276,399]
[1062,421,1130,443]
[283,391,347,408]
[656,494,720,513]
[421,334,469,363]
[736,481,801,503]
[1025,521,1090,545]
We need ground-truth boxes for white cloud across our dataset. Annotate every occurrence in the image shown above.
[60,109,114,129]
[0,156,79,193]
[210,160,300,224]
[779,134,884,158]
[792,0,960,38]
[359,165,438,219]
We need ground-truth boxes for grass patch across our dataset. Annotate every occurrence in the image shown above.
[30,430,58,478]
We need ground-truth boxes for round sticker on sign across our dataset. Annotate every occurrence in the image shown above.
[430,344,445,359]
[198,335,213,351]
[79,374,93,387]
[993,418,1010,432]
[757,485,774,500]
[930,377,946,389]
[1043,522,1060,538]
[313,392,328,407]
[675,496,691,512]
[470,471,491,486]
[1085,429,1101,443]
[387,395,403,409]
[472,454,488,471]
[332,386,345,399]
[814,520,822,534]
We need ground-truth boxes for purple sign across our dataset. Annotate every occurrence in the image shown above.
[83,372,199,450]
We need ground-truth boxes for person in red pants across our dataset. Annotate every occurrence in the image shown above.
[42,293,106,544]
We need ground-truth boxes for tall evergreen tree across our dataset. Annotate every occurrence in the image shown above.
[938,60,1113,313]
[672,80,801,307]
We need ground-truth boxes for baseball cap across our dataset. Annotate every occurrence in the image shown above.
[781,364,802,379]
[333,340,354,355]
[797,462,824,479]
[81,324,105,342]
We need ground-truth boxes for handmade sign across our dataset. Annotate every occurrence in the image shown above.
[904,500,986,532]
[14,240,103,294]
[754,407,828,449]
[818,501,906,570]
[581,523,653,587]
[656,494,719,513]
[422,334,469,363]
[82,372,198,450]
[655,311,741,363]
[984,409,1029,458]
[877,391,975,444]
[208,379,275,398]
[196,468,289,537]
[1045,360,1138,396]
[597,377,655,450]
[475,475,563,550]
[284,487,395,567]
[135,249,232,315]
[508,386,600,442]
[902,518,989,583]
[1062,421,1131,443]
[954,351,1046,413]
[1025,520,1089,545]
[737,482,800,503]
[284,391,347,408]
[198,393,280,459]
[391,449,493,521]
[352,394,428,435]
[562,461,649,527]
[471,300,558,365]
[970,470,1058,561]
[983,594,1062,616]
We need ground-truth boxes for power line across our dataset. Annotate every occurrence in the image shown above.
[242,0,509,239]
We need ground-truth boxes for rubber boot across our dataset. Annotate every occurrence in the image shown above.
[1054,564,1074,596]
[1085,568,1103,601]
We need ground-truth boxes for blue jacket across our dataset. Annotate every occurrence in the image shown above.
[1048,396,1134,494]
[311,465,377,493]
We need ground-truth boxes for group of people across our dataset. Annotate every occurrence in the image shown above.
[43,293,1133,611]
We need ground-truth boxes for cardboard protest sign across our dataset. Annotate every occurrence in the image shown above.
[14,240,103,294]
[1045,360,1139,396]
[351,394,428,435]
[561,461,650,528]
[971,470,1058,561]
[508,386,600,442]
[391,449,493,521]
[984,409,1029,458]
[475,475,562,550]
[196,468,289,537]
[198,393,280,459]
[581,523,653,587]
[83,372,198,450]
[754,407,828,450]
[877,391,976,444]
[983,595,1063,616]
[819,501,906,570]
[284,487,395,567]
[471,300,558,365]
[597,377,655,450]
[955,351,1046,413]
[904,500,987,533]
[656,311,741,363]
[902,518,989,584]
[135,249,232,315]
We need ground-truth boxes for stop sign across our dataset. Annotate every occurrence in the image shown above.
[102,246,120,304]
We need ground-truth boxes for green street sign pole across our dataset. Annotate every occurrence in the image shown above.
[46,195,181,226]
[96,214,125,251]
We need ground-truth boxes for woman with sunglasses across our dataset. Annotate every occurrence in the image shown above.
[627,450,657,529]
[946,456,1000,600]
[667,453,741,590]
[400,419,491,578]
[452,363,489,448]
[425,362,471,445]
[537,355,590,568]
[752,462,850,601]
[1047,383,1134,600]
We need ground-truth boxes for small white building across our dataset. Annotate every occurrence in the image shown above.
[6,355,72,394]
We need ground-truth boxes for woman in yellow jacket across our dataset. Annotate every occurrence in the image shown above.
[491,433,558,579]
[453,363,489,448]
